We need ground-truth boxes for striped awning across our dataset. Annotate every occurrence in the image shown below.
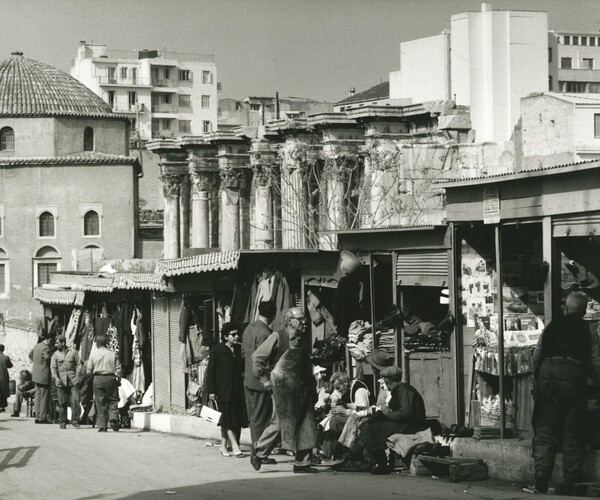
[156,251,240,277]
[35,288,85,307]
[80,274,167,292]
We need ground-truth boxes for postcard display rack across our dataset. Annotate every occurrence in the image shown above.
[460,225,544,436]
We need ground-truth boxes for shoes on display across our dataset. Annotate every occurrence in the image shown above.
[293,465,319,474]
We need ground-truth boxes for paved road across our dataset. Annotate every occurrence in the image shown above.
[0,414,565,500]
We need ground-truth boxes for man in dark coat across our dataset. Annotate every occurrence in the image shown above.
[532,292,600,494]
[242,300,277,444]
[30,336,52,423]
[0,344,13,412]
[359,366,426,474]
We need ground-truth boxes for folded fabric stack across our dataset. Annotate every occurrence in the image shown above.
[376,328,395,353]
[347,320,373,361]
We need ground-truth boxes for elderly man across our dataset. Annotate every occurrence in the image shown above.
[31,336,52,424]
[532,292,600,495]
[359,366,426,475]
[88,335,122,433]
[251,307,319,473]
[50,335,82,429]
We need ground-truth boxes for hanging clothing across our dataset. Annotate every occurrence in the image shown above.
[79,313,95,363]
[333,274,363,338]
[95,317,111,338]
[64,309,81,350]
[114,301,134,377]
[231,280,252,326]
[127,339,145,394]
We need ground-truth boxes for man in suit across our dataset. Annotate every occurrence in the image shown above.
[242,300,277,446]
[0,344,13,412]
[31,336,52,423]
[51,335,82,429]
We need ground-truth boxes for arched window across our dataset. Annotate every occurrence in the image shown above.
[34,246,60,287]
[84,210,100,236]
[39,211,55,237]
[0,127,14,151]
[83,127,94,152]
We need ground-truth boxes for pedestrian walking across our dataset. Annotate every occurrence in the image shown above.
[87,335,122,433]
[207,322,247,457]
[0,344,13,412]
[251,307,319,473]
[50,335,82,429]
[532,292,600,494]
[31,336,52,423]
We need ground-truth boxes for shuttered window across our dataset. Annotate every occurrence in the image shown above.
[396,250,449,287]
[152,296,170,412]
[169,295,186,413]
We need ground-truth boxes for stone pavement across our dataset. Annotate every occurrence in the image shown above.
[0,414,574,500]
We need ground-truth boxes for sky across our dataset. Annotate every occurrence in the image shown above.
[1,0,600,102]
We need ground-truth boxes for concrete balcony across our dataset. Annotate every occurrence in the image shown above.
[558,68,600,81]
[152,104,178,113]
[111,103,138,113]
[152,78,179,88]
[99,76,151,87]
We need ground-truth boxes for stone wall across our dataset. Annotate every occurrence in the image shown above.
[0,324,38,380]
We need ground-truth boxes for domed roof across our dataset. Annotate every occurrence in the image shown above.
[0,53,114,117]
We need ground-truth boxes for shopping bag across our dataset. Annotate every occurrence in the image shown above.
[199,401,222,425]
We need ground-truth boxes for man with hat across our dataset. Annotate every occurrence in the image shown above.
[359,366,426,474]
[50,335,82,429]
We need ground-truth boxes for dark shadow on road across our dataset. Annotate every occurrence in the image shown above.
[0,446,39,471]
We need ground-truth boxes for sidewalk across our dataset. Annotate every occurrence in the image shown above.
[133,412,600,485]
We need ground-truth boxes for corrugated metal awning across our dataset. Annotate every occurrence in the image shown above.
[396,250,448,287]
[80,273,167,292]
[35,288,85,307]
[156,251,240,277]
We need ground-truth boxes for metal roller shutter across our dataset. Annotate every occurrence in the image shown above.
[151,296,170,412]
[552,213,600,237]
[169,294,186,413]
[396,250,449,287]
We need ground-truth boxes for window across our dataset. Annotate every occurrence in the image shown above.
[561,81,586,93]
[595,114,600,138]
[162,93,171,104]
[548,76,553,91]
[250,103,261,111]
[34,246,60,288]
[202,121,211,133]
[39,211,55,237]
[179,94,191,108]
[583,58,594,69]
[179,120,191,133]
[0,262,6,297]
[83,127,94,152]
[151,68,159,82]
[548,47,552,63]
[120,67,128,79]
[201,71,212,84]
[162,119,171,130]
[201,95,211,108]
[591,37,597,47]
[108,91,115,108]
[164,68,170,80]
[179,69,191,81]
[582,37,588,46]
[131,67,137,83]
[151,120,159,136]
[589,82,600,93]
[573,36,579,46]
[561,57,572,69]
[37,262,57,287]
[83,210,100,236]
[0,127,14,151]
[563,35,571,45]
[108,67,116,82]
[128,91,137,108]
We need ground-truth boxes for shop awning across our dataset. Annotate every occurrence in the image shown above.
[552,213,600,237]
[80,273,168,292]
[34,288,85,307]
[156,250,240,277]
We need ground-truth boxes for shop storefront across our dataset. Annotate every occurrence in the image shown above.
[151,249,340,414]
[335,226,457,427]
[442,159,600,438]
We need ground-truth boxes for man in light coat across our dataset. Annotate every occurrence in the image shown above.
[30,336,52,423]
[51,335,82,429]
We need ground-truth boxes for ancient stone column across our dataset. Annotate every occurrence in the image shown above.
[190,170,214,249]
[249,144,277,249]
[179,174,190,252]
[279,141,309,249]
[219,166,243,251]
[368,143,402,228]
[160,173,181,259]
[321,156,353,250]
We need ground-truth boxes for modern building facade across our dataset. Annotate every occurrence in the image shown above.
[71,42,218,142]
[389,3,548,150]
[0,52,140,321]
[548,30,600,94]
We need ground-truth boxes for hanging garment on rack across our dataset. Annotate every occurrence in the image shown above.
[95,317,111,338]
[127,338,145,393]
[271,271,291,332]
[231,280,252,326]
[115,301,134,377]
[79,313,95,363]
[107,324,119,354]
[64,309,82,349]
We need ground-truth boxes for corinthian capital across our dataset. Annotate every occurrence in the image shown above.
[323,154,360,181]
[190,171,215,193]
[219,166,243,189]
[278,142,312,173]
[160,174,181,198]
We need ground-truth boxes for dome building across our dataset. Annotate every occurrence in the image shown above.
[0,52,140,322]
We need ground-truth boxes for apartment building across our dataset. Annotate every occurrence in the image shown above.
[548,31,600,94]
[71,42,218,142]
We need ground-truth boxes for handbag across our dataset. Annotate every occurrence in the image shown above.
[199,400,222,425]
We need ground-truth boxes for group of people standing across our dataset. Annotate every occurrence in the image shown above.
[7,333,123,433]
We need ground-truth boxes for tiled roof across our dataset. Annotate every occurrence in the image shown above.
[34,288,85,306]
[336,82,389,106]
[0,53,115,117]
[0,152,139,167]
[80,273,167,292]
[156,251,240,277]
